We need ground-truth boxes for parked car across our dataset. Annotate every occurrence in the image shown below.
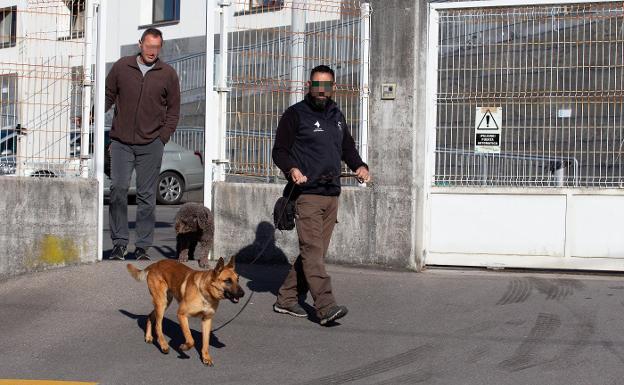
[0,126,86,177]
[0,127,204,204]
[100,130,204,205]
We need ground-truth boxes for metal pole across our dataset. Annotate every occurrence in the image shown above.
[359,1,371,164]
[421,7,441,268]
[94,0,106,261]
[214,0,231,182]
[290,0,306,106]
[204,0,217,208]
[482,154,488,186]
[80,0,94,178]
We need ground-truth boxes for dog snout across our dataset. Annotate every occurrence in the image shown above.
[237,287,245,298]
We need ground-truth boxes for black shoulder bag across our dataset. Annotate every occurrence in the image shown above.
[273,183,298,231]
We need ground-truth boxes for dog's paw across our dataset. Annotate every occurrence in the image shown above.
[145,335,153,344]
[161,345,170,354]
[180,341,195,351]
[202,356,214,367]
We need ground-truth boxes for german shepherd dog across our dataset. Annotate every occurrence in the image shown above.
[127,257,245,366]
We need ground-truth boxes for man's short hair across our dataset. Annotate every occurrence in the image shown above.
[140,28,163,44]
[310,65,335,81]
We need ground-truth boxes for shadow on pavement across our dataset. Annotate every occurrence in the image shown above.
[118,309,225,361]
[102,245,177,260]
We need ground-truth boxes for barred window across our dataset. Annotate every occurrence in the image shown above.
[236,0,284,16]
[0,73,17,129]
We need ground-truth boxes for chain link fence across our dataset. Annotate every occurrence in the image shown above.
[224,0,369,180]
[0,0,93,177]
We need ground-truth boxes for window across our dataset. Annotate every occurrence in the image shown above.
[69,0,85,39]
[59,1,85,40]
[0,131,17,156]
[235,0,284,16]
[250,0,284,10]
[0,84,18,157]
[153,0,180,24]
[0,6,16,49]
[0,73,17,128]
[70,66,83,133]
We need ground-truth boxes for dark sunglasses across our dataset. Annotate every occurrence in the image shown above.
[311,81,334,91]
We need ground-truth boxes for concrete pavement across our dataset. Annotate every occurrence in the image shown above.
[102,203,188,260]
[3,202,624,384]
[3,260,624,384]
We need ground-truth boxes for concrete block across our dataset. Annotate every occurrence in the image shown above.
[0,177,98,280]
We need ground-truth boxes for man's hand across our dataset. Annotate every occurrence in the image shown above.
[289,168,308,185]
[355,166,371,183]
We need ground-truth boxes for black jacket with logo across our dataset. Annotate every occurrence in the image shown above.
[272,94,367,196]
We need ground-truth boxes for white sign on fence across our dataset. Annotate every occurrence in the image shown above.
[475,107,502,154]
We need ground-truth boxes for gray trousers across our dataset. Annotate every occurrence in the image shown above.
[109,138,164,249]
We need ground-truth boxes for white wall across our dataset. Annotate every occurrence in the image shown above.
[429,192,567,257]
[105,0,210,62]
[427,188,624,271]
[104,0,343,63]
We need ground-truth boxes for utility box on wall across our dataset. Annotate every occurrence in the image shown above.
[381,83,397,100]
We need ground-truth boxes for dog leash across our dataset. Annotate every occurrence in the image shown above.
[213,173,369,331]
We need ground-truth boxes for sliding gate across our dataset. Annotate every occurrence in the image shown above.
[426,0,624,270]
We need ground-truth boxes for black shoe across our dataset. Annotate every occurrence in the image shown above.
[110,245,127,261]
[273,302,307,318]
[135,247,151,261]
[320,305,348,326]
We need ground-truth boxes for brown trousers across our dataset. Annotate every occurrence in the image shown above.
[277,194,338,317]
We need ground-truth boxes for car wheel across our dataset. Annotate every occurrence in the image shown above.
[157,171,184,205]
[30,170,56,178]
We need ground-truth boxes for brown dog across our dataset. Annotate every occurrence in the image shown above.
[127,257,245,366]
[175,202,214,268]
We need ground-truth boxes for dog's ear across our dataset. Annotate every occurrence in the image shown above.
[213,257,225,276]
[226,255,236,269]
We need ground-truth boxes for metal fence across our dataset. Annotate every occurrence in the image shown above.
[170,52,207,95]
[432,1,624,188]
[223,0,370,179]
[171,126,204,153]
[0,1,93,178]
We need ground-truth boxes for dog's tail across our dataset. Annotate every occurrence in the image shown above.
[127,264,148,282]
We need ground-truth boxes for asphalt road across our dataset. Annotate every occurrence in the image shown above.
[2,201,624,384]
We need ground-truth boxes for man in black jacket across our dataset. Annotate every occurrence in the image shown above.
[272,65,370,325]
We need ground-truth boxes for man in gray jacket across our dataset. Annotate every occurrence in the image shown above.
[105,28,180,260]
